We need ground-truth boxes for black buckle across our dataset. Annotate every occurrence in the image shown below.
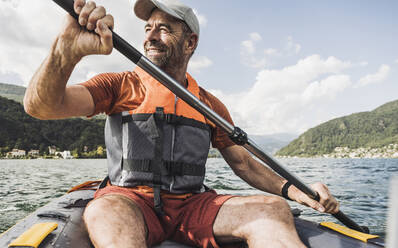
[165,114,176,123]
[155,107,165,120]
[121,115,132,124]
[229,126,248,146]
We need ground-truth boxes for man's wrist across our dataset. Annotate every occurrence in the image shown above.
[281,181,292,201]
[52,36,82,66]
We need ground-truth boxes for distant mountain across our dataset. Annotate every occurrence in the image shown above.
[0,83,26,103]
[276,99,398,157]
[0,82,107,120]
[0,96,105,155]
[251,133,297,155]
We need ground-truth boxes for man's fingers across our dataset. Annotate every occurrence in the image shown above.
[310,182,340,214]
[87,6,106,30]
[313,183,330,205]
[304,197,326,213]
[327,201,340,214]
[94,15,114,36]
[74,0,85,14]
[79,1,96,26]
[102,14,114,30]
[96,19,113,55]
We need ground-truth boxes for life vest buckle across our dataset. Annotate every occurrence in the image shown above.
[165,113,176,124]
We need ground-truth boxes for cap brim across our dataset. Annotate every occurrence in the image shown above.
[134,0,157,21]
[134,0,183,22]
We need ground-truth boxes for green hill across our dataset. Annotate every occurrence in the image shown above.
[276,99,398,157]
[0,96,105,156]
[0,83,26,103]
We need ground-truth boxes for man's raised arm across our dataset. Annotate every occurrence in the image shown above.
[24,0,114,120]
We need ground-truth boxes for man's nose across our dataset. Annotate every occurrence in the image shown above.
[145,28,160,42]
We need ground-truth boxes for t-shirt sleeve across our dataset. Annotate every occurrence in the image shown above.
[79,72,124,116]
[199,88,235,150]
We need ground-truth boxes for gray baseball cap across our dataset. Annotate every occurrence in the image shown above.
[134,0,200,37]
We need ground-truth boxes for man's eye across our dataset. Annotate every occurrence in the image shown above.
[160,27,169,33]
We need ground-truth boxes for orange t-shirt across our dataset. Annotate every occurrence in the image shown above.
[80,69,235,150]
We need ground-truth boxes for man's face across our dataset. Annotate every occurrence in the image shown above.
[144,9,187,69]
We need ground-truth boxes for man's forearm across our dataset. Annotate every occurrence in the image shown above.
[24,37,81,119]
[237,156,287,196]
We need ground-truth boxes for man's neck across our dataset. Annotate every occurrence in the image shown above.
[162,64,188,88]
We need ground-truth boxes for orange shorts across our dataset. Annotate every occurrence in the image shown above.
[94,185,235,248]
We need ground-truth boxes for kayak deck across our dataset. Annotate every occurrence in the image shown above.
[0,187,383,248]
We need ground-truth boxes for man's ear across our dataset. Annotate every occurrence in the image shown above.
[185,33,198,56]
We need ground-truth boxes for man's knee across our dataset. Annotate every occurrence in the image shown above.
[247,195,292,221]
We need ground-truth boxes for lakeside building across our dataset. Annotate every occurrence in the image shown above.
[61,150,73,159]
[48,146,57,155]
[6,149,26,158]
[28,149,40,156]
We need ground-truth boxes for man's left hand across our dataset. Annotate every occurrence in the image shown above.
[289,182,340,214]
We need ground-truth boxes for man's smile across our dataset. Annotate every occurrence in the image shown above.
[146,48,165,55]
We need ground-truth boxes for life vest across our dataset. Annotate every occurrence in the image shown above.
[104,67,211,208]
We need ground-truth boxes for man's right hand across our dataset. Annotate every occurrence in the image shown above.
[58,0,114,61]
[24,0,114,120]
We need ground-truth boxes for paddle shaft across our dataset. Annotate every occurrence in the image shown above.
[52,0,367,234]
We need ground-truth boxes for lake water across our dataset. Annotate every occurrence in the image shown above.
[1,158,397,237]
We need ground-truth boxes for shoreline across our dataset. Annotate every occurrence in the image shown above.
[277,144,398,159]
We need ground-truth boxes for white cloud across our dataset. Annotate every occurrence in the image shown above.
[0,1,144,86]
[264,48,279,56]
[188,55,213,73]
[286,36,301,54]
[357,64,390,87]
[302,75,351,103]
[241,40,256,54]
[240,34,306,69]
[193,9,207,27]
[395,59,398,64]
[210,55,353,135]
[249,32,262,42]
[240,32,267,68]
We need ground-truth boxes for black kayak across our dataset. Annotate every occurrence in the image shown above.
[0,181,384,248]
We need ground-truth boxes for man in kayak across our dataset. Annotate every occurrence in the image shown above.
[24,0,339,247]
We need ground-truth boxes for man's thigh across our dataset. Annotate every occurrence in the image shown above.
[213,194,293,244]
[83,194,149,247]
[92,186,168,245]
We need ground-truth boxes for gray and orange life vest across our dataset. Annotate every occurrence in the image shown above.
[104,67,211,213]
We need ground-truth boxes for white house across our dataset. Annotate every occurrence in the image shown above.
[61,150,74,159]
[7,149,26,158]
[28,149,40,156]
[48,146,57,155]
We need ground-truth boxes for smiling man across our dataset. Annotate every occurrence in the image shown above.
[24,0,339,247]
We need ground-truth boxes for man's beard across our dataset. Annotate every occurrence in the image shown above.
[144,39,185,70]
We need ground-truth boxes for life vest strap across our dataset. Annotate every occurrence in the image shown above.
[153,107,165,216]
[122,113,210,131]
[123,159,205,176]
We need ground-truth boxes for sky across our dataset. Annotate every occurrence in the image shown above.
[0,0,397,136]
